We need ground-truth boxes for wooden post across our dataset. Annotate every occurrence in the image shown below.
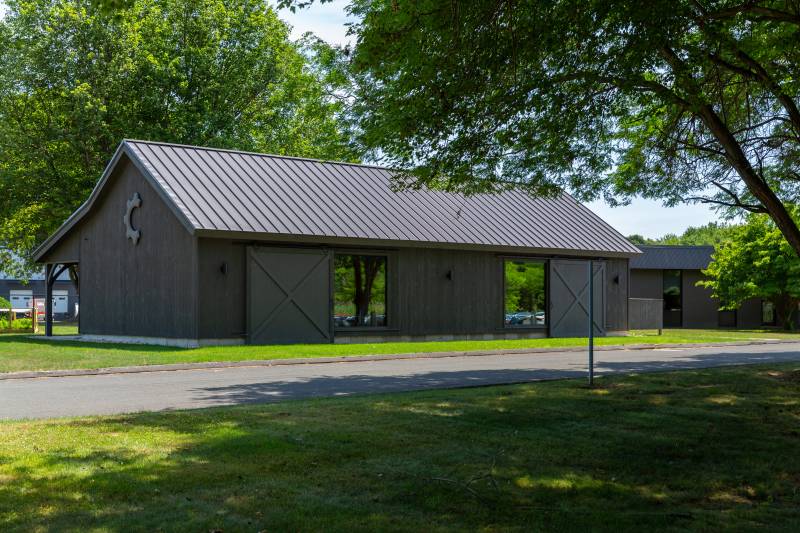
[45,264,54,337]
[32,303,39,334]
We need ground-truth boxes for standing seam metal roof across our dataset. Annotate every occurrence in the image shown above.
[629,245,714,270]
[35,140,642,260]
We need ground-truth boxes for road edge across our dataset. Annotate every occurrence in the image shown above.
[1,339,798,381]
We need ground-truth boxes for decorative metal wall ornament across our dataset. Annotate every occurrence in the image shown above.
[124,192,142,245]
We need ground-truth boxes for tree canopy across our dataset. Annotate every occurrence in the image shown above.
[627,221,740,245]
[0,0,357,277]
[276,0,800,256]
[700,210,800,328]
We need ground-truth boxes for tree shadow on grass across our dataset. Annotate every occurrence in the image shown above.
[180,348,800,408]
[2,364,799,531]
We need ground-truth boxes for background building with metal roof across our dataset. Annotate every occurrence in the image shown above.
[36,140,639,345]
[0,254,77,319]
[630,245,794,329]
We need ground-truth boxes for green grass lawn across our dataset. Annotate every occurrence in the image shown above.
[0,327,798,373]
[1,363,798,531]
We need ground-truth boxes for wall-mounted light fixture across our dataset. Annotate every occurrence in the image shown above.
[613,274,620,285]
[220,262,228,275]
[446,269,454,281]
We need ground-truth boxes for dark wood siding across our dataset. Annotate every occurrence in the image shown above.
[39,230,81,264]
[682,270,720,328]
[394,248,503,336]
[605,258,628,331]
[197,239,247,339]
[199,242,633,340]
[737,298,763,328]
[76,156,197,338]
[630,269,663,300]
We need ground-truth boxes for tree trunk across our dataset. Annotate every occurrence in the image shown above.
[351,256,380,326]
[775,296,798,331]
[697,105,800,257]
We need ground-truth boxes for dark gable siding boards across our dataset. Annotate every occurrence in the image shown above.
[39,229,81,264]
[76,156,197,338]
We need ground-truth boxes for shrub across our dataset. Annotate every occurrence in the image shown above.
[0,317,33,331]
[0,296,11,309]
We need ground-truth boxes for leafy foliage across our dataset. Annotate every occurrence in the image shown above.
[0,317,33,331]
[0,0,358,274]
[327,0,800,254]
[701,210,800,328]
[628,222,740,246]
[0,296,11,310]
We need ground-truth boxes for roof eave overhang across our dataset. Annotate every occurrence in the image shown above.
[193,229,641,258]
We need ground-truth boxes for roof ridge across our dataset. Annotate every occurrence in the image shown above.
[123,139,396,172]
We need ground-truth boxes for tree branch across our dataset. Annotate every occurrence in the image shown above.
[701,2,800,25]
[685,195,767,213]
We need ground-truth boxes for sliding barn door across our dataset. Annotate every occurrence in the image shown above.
[247,247,332,344]
[549,260,605,338]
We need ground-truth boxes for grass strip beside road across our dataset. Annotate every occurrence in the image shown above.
[0,326,798,374]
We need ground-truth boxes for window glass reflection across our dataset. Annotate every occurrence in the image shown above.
[762,301,776,325]
[663,270,682,311]
[334,254,387,328]
[504,260,546,327]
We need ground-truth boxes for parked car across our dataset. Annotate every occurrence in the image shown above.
[505,311,545,326]
[507,312,533,325]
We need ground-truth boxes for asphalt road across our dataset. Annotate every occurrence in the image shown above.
[2,342,800,420]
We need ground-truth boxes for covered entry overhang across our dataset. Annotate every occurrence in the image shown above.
[40,262,79,336]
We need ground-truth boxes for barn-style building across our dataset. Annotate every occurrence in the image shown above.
[34,140,640,346]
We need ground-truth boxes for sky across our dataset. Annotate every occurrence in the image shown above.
[279,1,721,239]
[0,0,721,238]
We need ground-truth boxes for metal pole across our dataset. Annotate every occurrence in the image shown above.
[45,264,53,337]
[588,259,594,386]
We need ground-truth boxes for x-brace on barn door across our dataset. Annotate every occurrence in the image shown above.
[247,247,332,344]
[548,259,606,338]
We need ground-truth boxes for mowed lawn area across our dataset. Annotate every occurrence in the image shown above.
[1,363,798,531]
[0,326,799,373]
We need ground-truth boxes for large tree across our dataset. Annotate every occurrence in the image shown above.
[281,0,800,256]
[0,0,357,277]
[701,210,800,329]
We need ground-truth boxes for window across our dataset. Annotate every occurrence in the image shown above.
[504,260,546,327]
[762,301,776,326]
[333,254,387,328]
[662,270,682,311]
